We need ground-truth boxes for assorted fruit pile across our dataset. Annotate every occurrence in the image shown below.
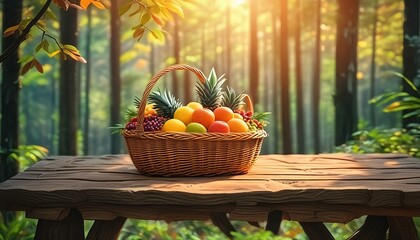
[124,68,268,133]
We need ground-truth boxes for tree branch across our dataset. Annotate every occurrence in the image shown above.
[0,0,53,64]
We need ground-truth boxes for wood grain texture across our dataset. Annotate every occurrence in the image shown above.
[1,154,420,223]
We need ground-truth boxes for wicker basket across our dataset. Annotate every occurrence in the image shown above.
[123,64,267,177]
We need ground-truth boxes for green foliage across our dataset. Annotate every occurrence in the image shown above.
[1,145,48,170]
[342,73,420,157]
[369,72,420,118]
[336,125,420,157]
[119,219,226,240]
[0,212,37,240]
[231,230,289,240]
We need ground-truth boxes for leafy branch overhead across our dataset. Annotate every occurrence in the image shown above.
[119,0,185,41]
[1,0,186,75]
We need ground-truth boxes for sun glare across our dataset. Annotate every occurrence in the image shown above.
[232,0,246,8]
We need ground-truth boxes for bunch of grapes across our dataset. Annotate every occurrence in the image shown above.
[125,117,138,131]
[234,110,265,131]
[247,119,264,132]
[234,110,252,122]
[143,115,165,132]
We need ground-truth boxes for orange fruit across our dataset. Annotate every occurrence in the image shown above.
[208,121,230,133]
[186,102,203,110]
[162,119,186,132]
[191,108,215,129]
[174,106,194,125]
[227,118,249,132]
[214,107,234,122]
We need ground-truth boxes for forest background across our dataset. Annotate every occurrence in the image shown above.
[1,0,416,159]
[1,0,420,238]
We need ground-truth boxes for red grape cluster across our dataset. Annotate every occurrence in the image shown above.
[234,110,252,121]
[125,117,138,130]
[143,115,165,132]
[234,110,264,130]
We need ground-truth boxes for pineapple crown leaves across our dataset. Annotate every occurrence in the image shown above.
[148,88,182,119]
[196,68,226,109]
[222,86,246,110]
[133,96,141,108]
[110,105,138,134]
[252,112,271,127]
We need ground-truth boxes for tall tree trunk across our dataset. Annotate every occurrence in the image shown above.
[110,0,121,154]
[173,17,181,97]
[50,76,58,154]
[369,0,378,128]
[184,71,192,103]
[213,25,219,72]
[84,7,92,155]
[280,0,292,154]
[402,0,420,127]
[312,0,321,153]
[262,32,271,154]
[271,1,280,153]
[1,0,22,185]
[225,3,232,81]
[334,0,359,146]
[59,2,78,155]
[201,26,206,71]
[249,0,259,104]
[150,43,155,76]
[295,0,304,153]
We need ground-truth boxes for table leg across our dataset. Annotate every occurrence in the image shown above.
[265,210,282,234]
[300,222,334,240]
[348,215,388,240]
[387,216,419,240]
[86,216,127,240]
[34,208,84,240]
[211,212,236,239]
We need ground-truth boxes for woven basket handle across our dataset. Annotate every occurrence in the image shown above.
[243,94,254,115]
[137,64,207,133]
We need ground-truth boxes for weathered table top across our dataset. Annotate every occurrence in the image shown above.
[1,153,420,224]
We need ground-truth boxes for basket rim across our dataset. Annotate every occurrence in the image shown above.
[123,129,267,140]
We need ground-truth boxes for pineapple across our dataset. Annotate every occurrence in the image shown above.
[148,88,182,119]
[222,86,245,111]
[196,68,226,111]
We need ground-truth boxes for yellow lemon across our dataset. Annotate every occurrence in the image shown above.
[162,119,186,132]
[186,102,203,110]
[174,106,194,125]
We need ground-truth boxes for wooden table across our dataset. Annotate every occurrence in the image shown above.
[1,154,420,239]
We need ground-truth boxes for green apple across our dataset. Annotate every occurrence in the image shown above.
[186,122,207,133]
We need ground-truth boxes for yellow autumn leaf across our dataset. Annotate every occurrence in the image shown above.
[164,1,184,18]
[48,50,61,57]
[151,13,164,26]
[80,0,92,9]
[92,1,106,9]
[385,102,401,111]
[3,25,19,37]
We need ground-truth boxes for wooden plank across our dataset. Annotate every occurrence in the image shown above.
[2,154,420,224]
